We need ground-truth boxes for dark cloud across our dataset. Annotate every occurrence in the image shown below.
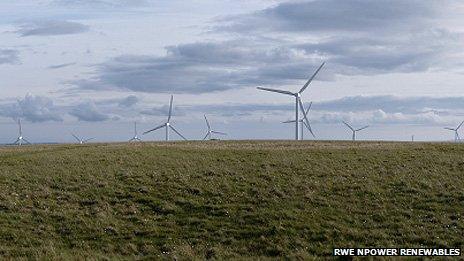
[17,20,89,37]
[218,0,446,33]
[69,101,111,122]
[117,95,139,107]
[0,94,63,122]
[0,49,19,64]
[73,41,325,93]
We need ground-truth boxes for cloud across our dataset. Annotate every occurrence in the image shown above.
[217,0,447,34]
[0,49,19,65]
[69,101,111,122]
[315,95,464,114]
[17,20,89,36]
[48,62,76,69]
[70,1,463,94]
[0,94,63,122]
[51,0,150,8]
[73,41,326,93]
[118,95,139,107]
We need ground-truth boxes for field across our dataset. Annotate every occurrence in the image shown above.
[0,141,462,259]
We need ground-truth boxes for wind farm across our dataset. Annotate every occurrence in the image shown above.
[1,0,464,259]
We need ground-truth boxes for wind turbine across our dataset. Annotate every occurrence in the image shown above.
[444,120,464,142]
[72,133,94,144]
[257,62,325,140]
[282,102,315,140]
[143,95,187,141]
[129,122,142,142]
[13,119,31,146]
[343,121,369,141]
[203,115,227,140]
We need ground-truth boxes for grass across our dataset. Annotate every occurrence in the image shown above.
[0,141,462,259]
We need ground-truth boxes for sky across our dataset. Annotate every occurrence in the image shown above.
[1,0,464,143]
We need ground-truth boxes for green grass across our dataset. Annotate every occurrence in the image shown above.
[0,141,462,259]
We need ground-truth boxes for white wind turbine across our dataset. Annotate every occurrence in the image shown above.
[257,62,325,140]
[72,133,94,144]
[444,120,464,142]
[343,121,369,141]
[129,122,142,142]
[282,101,315,140]
[13,119,31,146]
[203,115,227,140]
[143,95,187,141]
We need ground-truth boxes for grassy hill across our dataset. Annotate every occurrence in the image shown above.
[0,141,462,259]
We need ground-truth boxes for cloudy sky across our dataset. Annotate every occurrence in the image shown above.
[1,0,464,143]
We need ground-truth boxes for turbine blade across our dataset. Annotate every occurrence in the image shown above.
[282,120,296,123]
[444,127,455,131]
[211,131,227,135]
[342,121,354,131]
[299,62,325,94]
[457,120,464,130]
[169,125,187,141]
[84,138,94,143]
[168,95,173,122]
[143,123,166,135]
[22,138,31,145]
[257,87,294,96]
[71,133,81,142]
[18,119,22,136]
[204,115,211,130]
[305,102,313,116]
[356,126,369,131]
[203,132,210,140]
[304,121,316,138]
[13,138,20,145]
[298,98,310,125]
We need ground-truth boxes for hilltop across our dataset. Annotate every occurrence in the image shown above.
[0,141,462,259]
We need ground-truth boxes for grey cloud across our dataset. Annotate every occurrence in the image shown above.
[17,20,89,36]
[0,49,19,64]
[70,101,111,122]
[218,0,445,33]
[315,95,464,115]
[73,41,326,93]
[48,62,76,69]
[51,0,149,8]
[141,105,186,117]
[118,95,139,107]
[0,94,63,122]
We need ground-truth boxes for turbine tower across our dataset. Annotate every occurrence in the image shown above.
[343,121,369,141]
[282,102,315,140]
[444,120,464,142]
[257,62,325,140]
[72,133,94,144]
[13,119,31,146]
[203,115,227,140]
[143,95,187,141]
[129,122,142,142]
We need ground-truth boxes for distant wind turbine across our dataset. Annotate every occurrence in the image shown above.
[72,133,94,144]
[203,115,227,140]
[257,62,325,140]
[13,119,31,146]
[343,121,369,141]
[129,122,142,142]
[282,101,315,140]
[444,120,464,142]
[143,95,187,141]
